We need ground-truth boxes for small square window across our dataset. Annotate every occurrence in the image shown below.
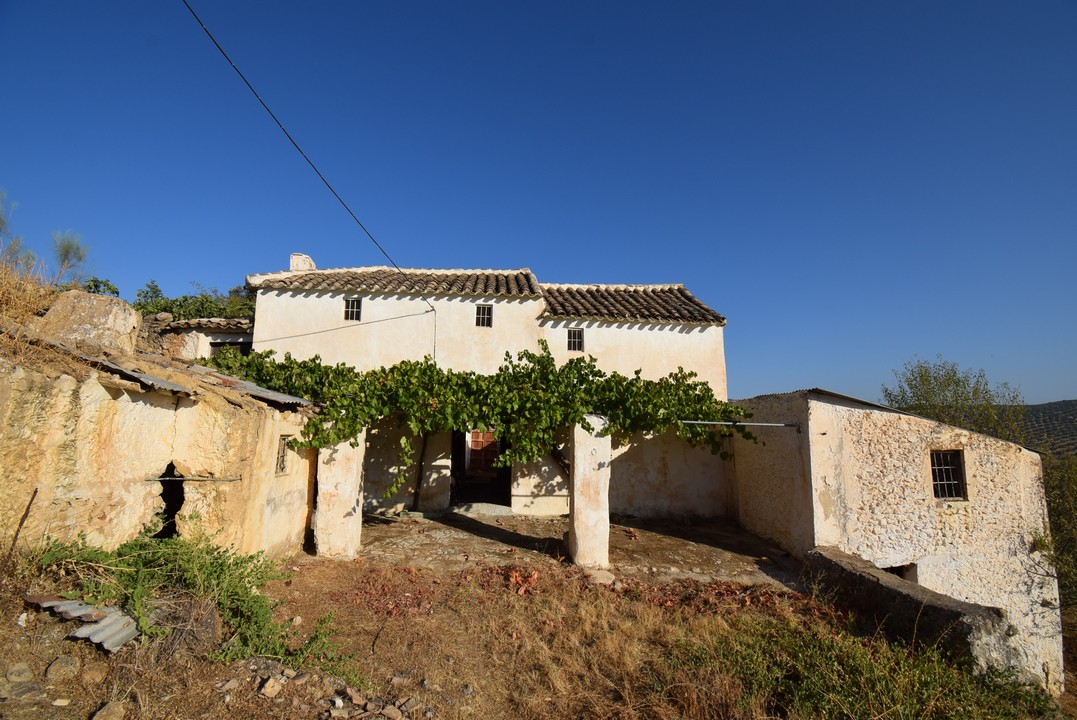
[344,297,362,322]
[931,450,966,500]
[276,435,293,475]
[476,305,493,328]
[568,328,584,352]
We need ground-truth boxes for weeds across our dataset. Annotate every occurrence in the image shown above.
[657,611,1058,719]
[36,533,359,681]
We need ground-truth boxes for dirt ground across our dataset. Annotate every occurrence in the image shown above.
[1,511,1073,719]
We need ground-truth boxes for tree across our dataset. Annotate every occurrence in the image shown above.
[83,277,120,297]
[52,230,88,284]
[131,280,254,320]
[881,355,1025,443]
[0,191,35,272]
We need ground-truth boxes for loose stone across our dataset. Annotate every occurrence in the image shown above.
[92,701,127,720]
[380,705,404,720]
[6,662,33,683]
[9,681,47,701]
[259,676,283,698]
[46,655,81,681]
[82,662,109,685]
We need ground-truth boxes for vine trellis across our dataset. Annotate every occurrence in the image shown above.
[205,342,752,495]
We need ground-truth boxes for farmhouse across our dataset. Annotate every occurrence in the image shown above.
[0,261,1062,693]
[245,253,728,397]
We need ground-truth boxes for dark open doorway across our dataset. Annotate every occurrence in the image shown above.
[153,462,185,539]
[450,430,511,506]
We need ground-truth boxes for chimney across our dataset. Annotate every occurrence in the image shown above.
[290,253,316,271]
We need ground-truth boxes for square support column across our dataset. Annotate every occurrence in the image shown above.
[568,415,611,569]
[313,434,365,559]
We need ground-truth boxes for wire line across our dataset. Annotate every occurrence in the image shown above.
[179,0,437,317]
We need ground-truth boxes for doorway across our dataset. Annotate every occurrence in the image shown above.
[450,429,511,506]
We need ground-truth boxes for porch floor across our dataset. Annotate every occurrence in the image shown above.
[355,512,803,590]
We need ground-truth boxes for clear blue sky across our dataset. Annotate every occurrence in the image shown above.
[2,2,1074,403]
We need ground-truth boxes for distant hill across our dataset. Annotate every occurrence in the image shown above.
[1024,400,1077,457]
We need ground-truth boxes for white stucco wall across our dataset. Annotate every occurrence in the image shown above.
[511,430,729,519]
[805,397,1061,692]
[253,291,726,400]
[165,330,252,360]
[252,290,544,374]
[729,394,815,553]
[732,390,1061,693]
[608,431,729,518]
[360,419,454,514]
[542,319,727,400]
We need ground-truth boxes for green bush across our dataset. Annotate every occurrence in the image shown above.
[38,533,357,677]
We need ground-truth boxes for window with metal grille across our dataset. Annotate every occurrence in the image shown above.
[476,304,492,327]
[931,450,966,500]
[344,297,362,321]
[276,435,292,475]
[568,328,584,352]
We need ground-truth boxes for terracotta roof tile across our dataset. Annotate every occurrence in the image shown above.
[248,266,542,297]
[162,317,253,332]
[540,284,725,325]
[247,265,724,325]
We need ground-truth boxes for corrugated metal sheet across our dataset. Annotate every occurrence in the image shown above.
[186,364,310,407]
[27,594,141,652]
[86,357,196,396]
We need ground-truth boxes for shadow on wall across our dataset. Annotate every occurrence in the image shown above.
[362,419,421,513]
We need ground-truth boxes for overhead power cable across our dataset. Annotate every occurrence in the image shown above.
[179,0,437,318]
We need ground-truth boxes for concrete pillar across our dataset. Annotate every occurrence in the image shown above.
[418,431,452,513]
[568,415,611,569]
[313,435,365,559]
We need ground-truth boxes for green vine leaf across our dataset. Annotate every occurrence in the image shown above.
[203,343,752,485]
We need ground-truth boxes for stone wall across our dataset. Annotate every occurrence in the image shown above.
[807,396,1062,694]
[0,361,312,559]
[731,390,1062,694]
[807,547,1058,692]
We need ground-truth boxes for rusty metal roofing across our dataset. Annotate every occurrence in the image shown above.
[540,284,726,325]
[248,266,543,297]
[186,364,310,408]
[163,317,253,332]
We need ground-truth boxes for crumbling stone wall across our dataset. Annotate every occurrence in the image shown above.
[0,361,311,558]
[806,547,1045,687]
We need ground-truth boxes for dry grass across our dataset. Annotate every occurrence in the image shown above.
[0,544,1059,720]
[268,561,1059,720]
[0,257,90,377]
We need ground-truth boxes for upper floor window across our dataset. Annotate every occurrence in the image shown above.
[344,297,362,322]
[476,304,493,328]
[930,450,966,500]
[568,328,584,352]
